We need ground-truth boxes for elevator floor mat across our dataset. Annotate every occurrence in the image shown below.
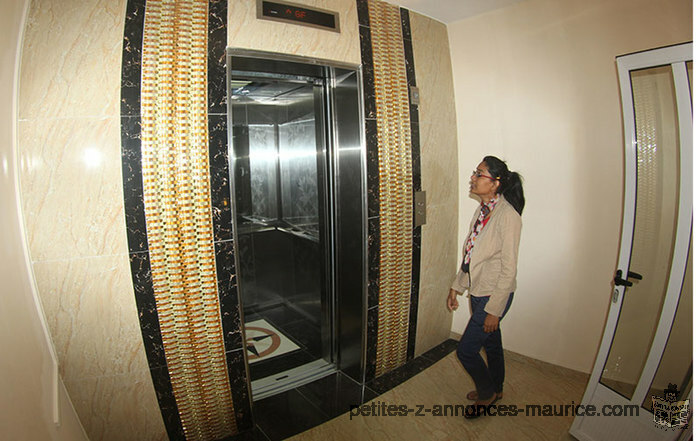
[245,319,300,363]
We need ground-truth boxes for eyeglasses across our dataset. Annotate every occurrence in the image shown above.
[472,170,498,181]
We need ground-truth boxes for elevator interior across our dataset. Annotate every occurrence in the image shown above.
[228,51,366,400]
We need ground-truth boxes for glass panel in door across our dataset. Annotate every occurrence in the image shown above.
[599,65,681,398]
[641,235,692,411]
[638,59,693,411]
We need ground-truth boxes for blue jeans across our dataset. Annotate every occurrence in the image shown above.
[456,293,514,400]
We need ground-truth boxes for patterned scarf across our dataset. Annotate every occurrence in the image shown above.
[461,196,499,272]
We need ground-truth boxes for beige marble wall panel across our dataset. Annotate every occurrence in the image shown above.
[416,202,459,344]
[409,11,459,355]
[18,117,128,262]
[410,13,458,134]
[32,254,145,380]
[64,367,168,441]
[19,0,125,119]
[228,0,361,65]
[417,104,459,205]
[17,0,161,438]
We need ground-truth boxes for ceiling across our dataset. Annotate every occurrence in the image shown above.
[383,0,525,24]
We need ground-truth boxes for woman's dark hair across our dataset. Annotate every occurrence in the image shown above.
[483,156,525,215]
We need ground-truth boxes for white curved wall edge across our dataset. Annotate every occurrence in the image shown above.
[7,0,60,427]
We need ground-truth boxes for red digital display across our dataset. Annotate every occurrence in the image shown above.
[261,1,338,31]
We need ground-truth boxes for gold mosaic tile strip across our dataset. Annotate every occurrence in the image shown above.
[141,1,237,439]
[368,0,414,377]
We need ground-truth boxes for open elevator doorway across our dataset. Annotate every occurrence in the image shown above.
[227,50,366,400]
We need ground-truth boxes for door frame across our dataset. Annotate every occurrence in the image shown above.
[570,42,693,440]
[225,48,368,401]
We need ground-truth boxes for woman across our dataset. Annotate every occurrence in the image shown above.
[447,155,524,419]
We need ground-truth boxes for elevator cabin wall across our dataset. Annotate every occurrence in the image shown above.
[232,85,324,315]
[231,74,332,382]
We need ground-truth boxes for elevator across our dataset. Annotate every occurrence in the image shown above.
[227,50,366,400]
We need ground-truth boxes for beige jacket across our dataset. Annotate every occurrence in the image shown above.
[451,198,522,317]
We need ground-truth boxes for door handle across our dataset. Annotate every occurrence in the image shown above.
[627,271,643,280]
[614,269,642,287]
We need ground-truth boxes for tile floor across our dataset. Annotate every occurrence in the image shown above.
[233,340,591,440]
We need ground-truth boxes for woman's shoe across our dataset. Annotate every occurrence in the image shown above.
[464,393,500,419]
[466,390,503,401]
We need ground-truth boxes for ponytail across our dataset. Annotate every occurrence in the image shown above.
[502,170,525,215]
[482,156,525,215]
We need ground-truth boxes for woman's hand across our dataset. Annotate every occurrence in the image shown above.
[483,313,500,333]
[447,289,460,311]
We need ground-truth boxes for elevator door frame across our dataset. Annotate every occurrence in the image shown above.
[226,49,368,401]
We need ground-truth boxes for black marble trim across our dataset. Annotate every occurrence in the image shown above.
[226,349,255,433]
[364,118,379,219]
[401,9,416,87]
[121,0,145,117]
[209,114,234,243]
[399,8,412,42]
[208,0,227,114]
[121,116,148,254]
[128,252,166,370]
[365,305,378,382]
[400,7,421,362]
[407,226,421,360]
[410,122,421,191]
[366,339,458,396]
[358,25,376,121]
[409,121,422,361]
[366,216,380,310]
[215,240,243,350]
[356,0,370,27]
[357,0,380,383]
[366,215,379,382]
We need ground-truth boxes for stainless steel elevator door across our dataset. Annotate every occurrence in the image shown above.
[229,71,335,398]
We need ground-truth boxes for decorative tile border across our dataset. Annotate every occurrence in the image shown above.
[120,0,252,438]
[358,0,421,380]
[141,0,237,437]
[121,0,189,436]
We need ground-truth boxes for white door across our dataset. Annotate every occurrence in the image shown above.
[569,43,692,441]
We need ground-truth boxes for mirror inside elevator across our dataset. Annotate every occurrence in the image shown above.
[228,51,366,400]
